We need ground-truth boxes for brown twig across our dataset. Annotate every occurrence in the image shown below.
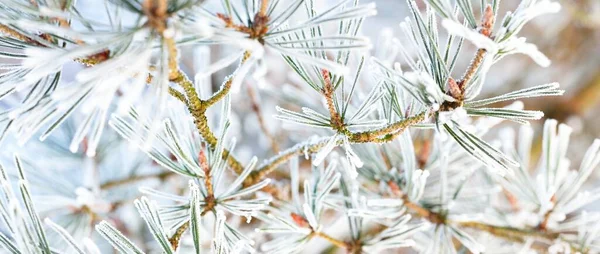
[99,171,174,189]
[314,231,352,250]
[243,111,428,187]
[259,0,270,17]
[199,149,216,216]
[321,69,344,130]
[386,175,580,253]
[247,84,280,154]
[537,195,556,231]
[459,48,487,91]
[385,163,578,252]
[458,5,495,92]
[290,212,352,250]
[388,180,445,224]
[166,151,217,250]
[169,221,190,250]
[347,111,428,143]
[162,10,264,249]
[166,152,217,250]
[457,221,558,243]
[171,51,251,174]
[142,0,180,80]
[216,1,270,42]
[170,71,245,174]
[142,0,169,32]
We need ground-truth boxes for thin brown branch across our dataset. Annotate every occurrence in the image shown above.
[217,4,270,42]
[170,71,245,174]
[387,169,578,251]
[165,152,216,250]
[321,69,344,130]
[169,221,189,251]
[244,111,429,186]
[142,0,169,32]
[440,4,496,113]
[247,83,280,153]
[204,51,251,108]
[100,171,174,189]
[459,48,487,91]
[313,231,352,250]
[259,0,270,17]
[204,77,233,107]
[168,87,188,104]
[457,221,559,243]
[199,149,216,216]
[168,50,252,175]
[165,37,180,80]
[388,180,445,224]
[199,149,213,196]
[244,137,332,187]
[290,212,352,250]
[458,5,495,95]
[150,2,248,175]
[347,111,427,143]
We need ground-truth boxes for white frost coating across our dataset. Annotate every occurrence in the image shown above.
[302,203,319,231]
[441,19,498,53]
[83,238,102,254]
[342,137,363,170]
[257,136,332,169]
[194,51,244,80]
[505,0,562,37]
[312,135,339,166]
[403,71,454,107]
[501,37,551,67]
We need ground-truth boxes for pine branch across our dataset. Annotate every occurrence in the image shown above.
[170,71,245,174]
[321,69,344,130]
[3,0,594,253]
[168,87,188,104]
[199,149,216,216]
[244,111,428,187]
[202,52,254,109]
[163,0,273,247]
[387,173,582,252]
[347,111,428,143]
[0,24,109,66]
[456,221,559,243]
[458,5,495,93]
[204,77,233,107]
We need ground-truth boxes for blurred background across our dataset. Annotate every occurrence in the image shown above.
[0,0,599,252]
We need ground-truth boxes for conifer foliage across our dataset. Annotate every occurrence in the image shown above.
[0,0,598,253]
